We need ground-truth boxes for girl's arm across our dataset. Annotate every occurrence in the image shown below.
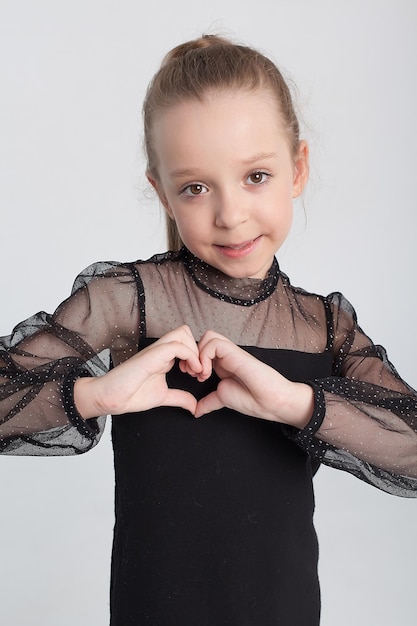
[193,330,315,428]
[0,261,140,454]
[0,258,204,455]
[303,292,417,494]
[193,302,417,497]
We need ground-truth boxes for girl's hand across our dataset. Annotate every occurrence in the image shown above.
[74,325,202,418]
[194,330,314,428]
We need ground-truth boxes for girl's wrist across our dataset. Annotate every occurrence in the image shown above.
[73,376,104,420]
[281,382,315,429]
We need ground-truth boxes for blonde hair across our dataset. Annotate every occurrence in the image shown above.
[143,35,300,251]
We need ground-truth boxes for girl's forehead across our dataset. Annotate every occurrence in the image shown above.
[152,90,292,175]
[152,88,285,145]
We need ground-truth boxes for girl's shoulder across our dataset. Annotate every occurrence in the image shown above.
[279,269,356,319]
[67,255,180,300]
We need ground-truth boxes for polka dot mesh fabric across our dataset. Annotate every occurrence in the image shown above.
[1,248,416,496]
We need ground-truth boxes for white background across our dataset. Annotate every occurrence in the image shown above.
[1,1,416,624]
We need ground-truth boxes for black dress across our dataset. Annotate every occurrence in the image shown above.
[110,346,331,625]
[1,248,417,625]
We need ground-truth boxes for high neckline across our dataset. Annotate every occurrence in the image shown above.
[181,247,280,306]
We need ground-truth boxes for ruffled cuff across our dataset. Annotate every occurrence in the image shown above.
[282,382,327,460]
[61,369,100,439]
[298,382,326,439]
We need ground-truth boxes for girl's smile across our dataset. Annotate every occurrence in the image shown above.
[214,236,262,259]
[149,89,309,279]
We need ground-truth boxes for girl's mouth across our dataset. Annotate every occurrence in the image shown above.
[215,237,261,258]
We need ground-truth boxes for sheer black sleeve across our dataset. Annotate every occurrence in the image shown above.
[0,261,140,455]
[290,293,417,497]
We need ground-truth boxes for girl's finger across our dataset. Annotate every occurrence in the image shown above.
[153,325,199,357]
[194,390,224,418]
[179,358,203,378]
[163,388,198,414]
[198,335,240,381]
[152,340,203,376]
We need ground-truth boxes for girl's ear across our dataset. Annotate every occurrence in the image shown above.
[147,173,174,219]
[292,140,309,198]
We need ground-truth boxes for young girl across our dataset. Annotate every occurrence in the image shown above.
[1,34,416,625]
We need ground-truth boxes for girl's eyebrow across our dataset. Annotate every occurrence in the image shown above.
[170,168,199,179]
[240,151,277,165]
[169,153,277,179]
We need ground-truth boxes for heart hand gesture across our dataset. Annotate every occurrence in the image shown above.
[75,326,314,429]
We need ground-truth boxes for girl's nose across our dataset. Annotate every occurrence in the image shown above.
[214,190,249,229]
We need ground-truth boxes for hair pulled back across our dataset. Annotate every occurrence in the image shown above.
[143,35,301,251]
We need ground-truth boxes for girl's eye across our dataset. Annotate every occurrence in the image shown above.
[181,183,208,196]
[247,171,270,185]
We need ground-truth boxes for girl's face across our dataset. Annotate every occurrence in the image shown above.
[149,89,309,279]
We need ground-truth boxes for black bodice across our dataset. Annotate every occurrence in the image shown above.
[110,343,332,625]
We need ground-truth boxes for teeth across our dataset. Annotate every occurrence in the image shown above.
[228,241,252,249]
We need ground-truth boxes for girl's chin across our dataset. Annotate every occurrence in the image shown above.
[213,256,273,280]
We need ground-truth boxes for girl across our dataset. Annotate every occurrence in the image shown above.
[1,35,416,625]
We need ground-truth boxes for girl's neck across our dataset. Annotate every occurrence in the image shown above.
[181,247,279,306]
